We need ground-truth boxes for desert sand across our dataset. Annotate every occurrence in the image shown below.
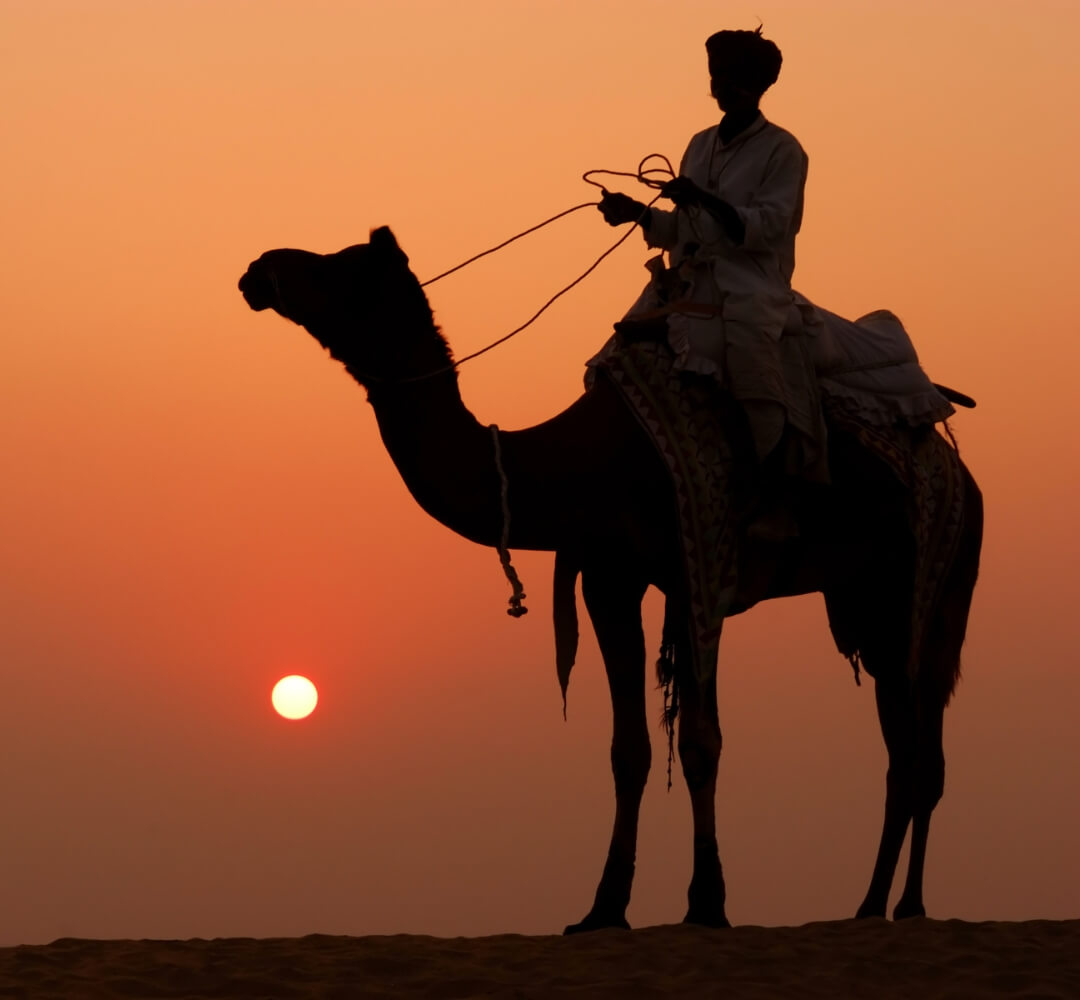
[2,918,1078,999]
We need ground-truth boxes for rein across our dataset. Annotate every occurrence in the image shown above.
[359,156,676,618]
[379,154,676,386]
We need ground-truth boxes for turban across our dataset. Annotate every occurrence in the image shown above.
[705,29,783,95]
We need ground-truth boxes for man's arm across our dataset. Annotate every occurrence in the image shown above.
[734,139,807,251]
[663,177,746,244]
[662,136,807,249]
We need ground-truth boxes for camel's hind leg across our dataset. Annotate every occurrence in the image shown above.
[890,476,981,919]
[858,468,981,920]
[677,655,729,928]
[564,565,650,934]
[855,670,944,919]
[891,688,945,920]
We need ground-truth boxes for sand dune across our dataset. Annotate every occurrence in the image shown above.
[2,919,1078,998]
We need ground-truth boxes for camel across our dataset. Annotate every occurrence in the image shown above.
[238,227,982,931]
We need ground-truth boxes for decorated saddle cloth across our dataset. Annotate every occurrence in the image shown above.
[822,395,968,681]
[592,338,968,687]
[594,339,736,687]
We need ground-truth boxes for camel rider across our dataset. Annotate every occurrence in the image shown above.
[594,28,827,488]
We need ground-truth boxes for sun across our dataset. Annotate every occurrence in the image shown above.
[271,675,318,720]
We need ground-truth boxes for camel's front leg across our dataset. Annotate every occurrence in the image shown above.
[564,567,650,934]
[676,643,729,927]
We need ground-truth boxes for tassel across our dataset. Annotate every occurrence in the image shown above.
[490,424,528,618]
[848,651,862,686]
[657,641,678,791]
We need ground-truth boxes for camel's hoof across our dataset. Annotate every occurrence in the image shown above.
[683,908,731,929]
[892,898,926,920]
[855,900,886,919]
[563,912,631,935]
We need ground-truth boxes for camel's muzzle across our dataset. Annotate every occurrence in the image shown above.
[238,262,276,311]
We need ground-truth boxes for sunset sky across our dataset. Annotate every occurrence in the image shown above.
[2,0,1078,944]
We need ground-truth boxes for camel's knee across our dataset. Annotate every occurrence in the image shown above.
[886,754,943,813]
[611,735,651,796]
[884,761,914,800]
[677,726,721,791]
[916,753,945,812]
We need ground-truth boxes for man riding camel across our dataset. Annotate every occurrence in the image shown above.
[593,28,827,497]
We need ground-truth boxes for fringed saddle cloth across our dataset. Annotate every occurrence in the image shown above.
[823,395,967,680]
[594,339,968,689]
[596,341,736,688]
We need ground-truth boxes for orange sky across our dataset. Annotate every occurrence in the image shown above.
[2,0,1078,944]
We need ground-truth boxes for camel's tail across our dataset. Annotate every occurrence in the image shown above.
[553,547,581,719]
[656,600,682,791]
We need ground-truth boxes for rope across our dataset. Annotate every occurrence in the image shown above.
[376,159,675,621]
[581,153,678,193]
[382,155,676,385]
[419,202,599,287]
[490,423,528,618]
[440,198,662,371]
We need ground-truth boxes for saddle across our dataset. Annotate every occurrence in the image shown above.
[556,334,970,712]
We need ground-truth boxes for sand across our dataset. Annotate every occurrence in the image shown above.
[2,919,1078,999]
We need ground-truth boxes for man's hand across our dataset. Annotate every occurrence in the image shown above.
[662,177,745,244]
[660,176,703,208]
[598,190,649,227]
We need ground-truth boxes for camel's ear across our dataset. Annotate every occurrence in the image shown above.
[369,226,409,265]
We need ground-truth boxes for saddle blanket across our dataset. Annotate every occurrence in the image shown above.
[595,340,967,689]
[796,295,956,428]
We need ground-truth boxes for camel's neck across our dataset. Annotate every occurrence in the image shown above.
[293,267,507,548]
[366,372,505,548]
[324,268,581,553]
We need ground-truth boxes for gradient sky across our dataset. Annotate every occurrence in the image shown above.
[2,0,1078,945]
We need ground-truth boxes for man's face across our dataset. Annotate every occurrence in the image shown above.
[709,66,758,113]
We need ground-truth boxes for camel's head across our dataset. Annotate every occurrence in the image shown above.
[239,227,444,385]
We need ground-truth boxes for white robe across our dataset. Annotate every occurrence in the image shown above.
[589,116,954,472]
[640,114,806,344]
[592,114,826,473]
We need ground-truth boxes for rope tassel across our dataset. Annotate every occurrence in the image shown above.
[490,424,528,617]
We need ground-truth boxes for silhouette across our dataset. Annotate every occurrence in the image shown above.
[597,28,825,524]
[239,227,982,931]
